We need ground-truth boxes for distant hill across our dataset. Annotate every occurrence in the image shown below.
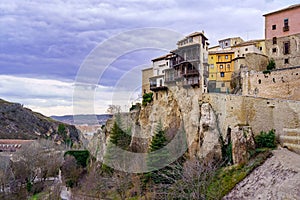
[0,98,79,143]
[51,114,113,125]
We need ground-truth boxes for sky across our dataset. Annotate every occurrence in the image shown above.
[0,0,299,116]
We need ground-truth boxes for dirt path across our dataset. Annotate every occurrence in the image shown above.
[224,148,300,200]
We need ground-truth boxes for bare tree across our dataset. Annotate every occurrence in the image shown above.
[106,105,121,114]
[0,156,13,194]
[167,158,222,200]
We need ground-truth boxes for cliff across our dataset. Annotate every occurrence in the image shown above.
[0,98,79,143]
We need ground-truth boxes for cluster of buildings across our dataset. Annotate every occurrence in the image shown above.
[142,4,300,100]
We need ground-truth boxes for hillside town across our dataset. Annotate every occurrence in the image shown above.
[1,3,300,200]
[142,4,300,101]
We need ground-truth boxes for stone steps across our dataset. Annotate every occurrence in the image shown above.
[280,129,300,154]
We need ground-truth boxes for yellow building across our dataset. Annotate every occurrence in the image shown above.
[208,50,235,93]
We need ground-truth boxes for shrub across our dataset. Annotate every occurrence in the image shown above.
[130,103,141,111]
[64,150,90,168]
[263,70,271,74]
[255,129,276,149]
[142,92,153,106]
[267,58,275,71]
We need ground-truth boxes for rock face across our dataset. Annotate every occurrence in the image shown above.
[94,86,224,163]
[198,103,222,161]
[231,126,255,165]
[0,98,79,143]
[224,148,300,200]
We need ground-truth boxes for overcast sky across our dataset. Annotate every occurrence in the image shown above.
[0,0,299,116]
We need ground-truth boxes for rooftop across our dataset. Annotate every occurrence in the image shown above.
[263,4,300,16]
[232,39,264,47]
[151,53,173,62]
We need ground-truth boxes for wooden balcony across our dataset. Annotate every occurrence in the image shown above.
[150,84,168,91]
[283,26,289,32]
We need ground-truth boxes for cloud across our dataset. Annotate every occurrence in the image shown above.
[1,0,299,115]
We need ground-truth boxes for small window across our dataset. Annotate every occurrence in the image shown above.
[211,56,213,59]
[225,42,228,46]
[166,61,168,66]
[258,79,261,84]
[242,54,244,57]
[210,64,214,68]
[284,18,289,31]
[272,37,277,44]
[156,92,158,100]
[273,78,276,83]
[221,82,225,87]
[284,58,289,64]
[220,72,225,77]
[227,64,230,69]
[272,24,276,30]
[220,65,223,69]
[259,47,262,51]
[284,42,290,54]
[272,48,277,53]
[211,75,214,78]
[245,48,248,51]
[225,55,228,59]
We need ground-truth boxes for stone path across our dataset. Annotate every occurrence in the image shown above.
[223,148,300,200]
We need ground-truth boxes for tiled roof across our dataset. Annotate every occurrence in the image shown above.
[263,4,300,16]
[0,139,35,144]
[151,53,173,62]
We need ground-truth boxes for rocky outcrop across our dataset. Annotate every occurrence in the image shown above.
[92,86,224,163]
[198,103,222,161]
[224,148,300,200]
[0,98,79,143]
[231,126,255,165]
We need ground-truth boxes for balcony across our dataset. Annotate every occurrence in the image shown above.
[283,26,289,32]
[183,78,199,88]
[182,69,199,77]
[150,84,168,91]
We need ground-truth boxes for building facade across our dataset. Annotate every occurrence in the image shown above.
[141,67,153,95]
[149,54,172,92]
[264,4,300,69]
[165,32,209,93]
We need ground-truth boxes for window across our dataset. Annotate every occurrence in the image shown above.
[272,24,276,30]
[157,69,159,75]
[166,61,168,66]
[221,82,225,87]
[211,56,213,59]
[283,18,289,31]
[259,47,262,51]
[272,37,277,45]
[210,64,214,68]
[225,55,228,59]
[284,58,289,64]
[272,48,277,53]
[220,72,225,77]
[258,79,261,84]
[225,42,228,46]
[227,64,230,70]
[245,48,248,51]
[284,41,290,54]
[211,75,214,78]
[220,65,223,69]
[156,92,158,100]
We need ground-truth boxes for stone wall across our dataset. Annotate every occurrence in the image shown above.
[265,33,300,69]
[202,94,300,148]
[241,66,300,101]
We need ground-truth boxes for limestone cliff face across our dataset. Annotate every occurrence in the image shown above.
[198,103,222,161]
[91,86,224,162]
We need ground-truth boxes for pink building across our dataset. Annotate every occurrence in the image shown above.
[264,4,300,69]
[264,4,300,39]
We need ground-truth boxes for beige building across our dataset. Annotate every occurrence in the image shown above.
[141,67,153,95]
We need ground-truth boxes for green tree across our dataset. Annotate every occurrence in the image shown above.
[144,121,171,184]
[102,114,131,174]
